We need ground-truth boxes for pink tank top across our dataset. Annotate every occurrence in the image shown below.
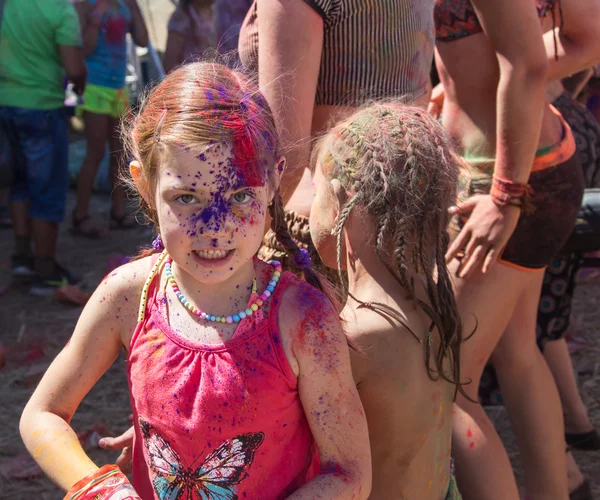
[127,256,320,499]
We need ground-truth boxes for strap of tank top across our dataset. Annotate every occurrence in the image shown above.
[137,250,168,322]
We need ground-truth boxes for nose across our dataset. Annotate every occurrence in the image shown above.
[190,203,234,240]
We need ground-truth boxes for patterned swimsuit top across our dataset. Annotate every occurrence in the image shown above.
[127,254,319,500]
[435,0,556,42]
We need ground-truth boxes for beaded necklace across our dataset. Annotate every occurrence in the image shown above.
[164,256,282,324]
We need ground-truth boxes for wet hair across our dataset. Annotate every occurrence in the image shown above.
[123,62,332,301]
[317,103,466,397]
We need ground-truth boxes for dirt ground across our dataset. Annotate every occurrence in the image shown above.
[0,189,599,499]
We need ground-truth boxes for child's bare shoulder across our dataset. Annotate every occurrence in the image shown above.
[90,255,156,325]
[97,255,155,299]
[278,276,336,327]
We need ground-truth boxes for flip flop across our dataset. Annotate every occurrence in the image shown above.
[570,479,593,500]
[565,429,600,451]
[110,210,136,230]
[71,213,108,239]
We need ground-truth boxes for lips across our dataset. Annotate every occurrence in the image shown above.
[194,249,232,260]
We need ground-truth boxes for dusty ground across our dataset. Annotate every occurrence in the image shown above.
[0,189,598,499]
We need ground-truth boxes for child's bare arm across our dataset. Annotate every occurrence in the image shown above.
[20,259,147,491]
[279,283,372,500]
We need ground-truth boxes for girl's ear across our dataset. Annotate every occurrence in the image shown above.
[130,161,154,208]
[268,156,286,204]
[275,156,286,188]
[330,179,348,218]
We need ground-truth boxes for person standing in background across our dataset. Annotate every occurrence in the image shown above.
[0,0,87,294]
[72,0,148,238]
[163,0,217,73]
[215,0,252,53]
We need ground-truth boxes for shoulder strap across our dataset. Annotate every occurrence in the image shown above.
[137,251,168,322]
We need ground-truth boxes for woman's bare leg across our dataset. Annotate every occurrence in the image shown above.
[74,111,109,223]
[491,270,568,500]
[108,116,129,221]
[450,261,522,500]
[543,338,594,434]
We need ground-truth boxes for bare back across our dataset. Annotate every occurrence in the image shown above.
[346,297,454,499]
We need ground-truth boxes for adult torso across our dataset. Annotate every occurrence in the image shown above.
[239,0,435,216]
[434,0,562,160]
[86,0,131,89]
[0,0,82,110]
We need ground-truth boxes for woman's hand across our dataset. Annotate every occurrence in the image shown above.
[99,425,135,474]
[428,82,445,119]
[446,194,521,278]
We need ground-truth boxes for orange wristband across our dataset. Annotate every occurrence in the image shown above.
[64,464,140,500]
[490,176,531,210]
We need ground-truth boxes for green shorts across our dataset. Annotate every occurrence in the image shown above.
[446,474,462,500]
[78,84,129,118]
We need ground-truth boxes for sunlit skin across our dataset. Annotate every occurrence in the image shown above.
[20,135,371,499]
[150,141,268,290]
[310,160,455,500]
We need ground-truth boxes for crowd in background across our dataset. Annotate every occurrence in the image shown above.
[1,1,600,499]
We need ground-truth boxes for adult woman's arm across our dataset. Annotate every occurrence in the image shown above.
[124,0,149,48]
[75,0,109,57]
[279,283,372,499]
[446,0,549,277]
[163,31,186,73]
[543,0,600,81]
[256,0,323,205]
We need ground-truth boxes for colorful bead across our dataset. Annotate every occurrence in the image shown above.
[165,257,281,323]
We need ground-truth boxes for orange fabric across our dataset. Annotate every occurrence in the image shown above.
[532,105,576,172]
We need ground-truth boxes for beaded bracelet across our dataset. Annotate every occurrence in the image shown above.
[490,176,531,210]
[64,464,141,500]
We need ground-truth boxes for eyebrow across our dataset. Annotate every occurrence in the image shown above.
[164,183,200,192]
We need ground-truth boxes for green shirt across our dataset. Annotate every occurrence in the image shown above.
[0,0,82,110]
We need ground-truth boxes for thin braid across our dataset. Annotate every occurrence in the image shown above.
[268,191,334,305]
[334,195,360,298]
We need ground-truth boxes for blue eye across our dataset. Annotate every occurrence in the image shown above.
[231,192,252,204]
[177,194,196,205]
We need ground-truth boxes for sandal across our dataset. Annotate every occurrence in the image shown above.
[71,212,108,239]
[570,479,593,500]
[110,210,136,230]
[565,429,600,451]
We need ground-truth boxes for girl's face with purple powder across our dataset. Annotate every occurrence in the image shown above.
[155,141,271,284]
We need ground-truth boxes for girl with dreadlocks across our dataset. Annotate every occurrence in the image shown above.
[20,62,371,500]
[310,103,464,500]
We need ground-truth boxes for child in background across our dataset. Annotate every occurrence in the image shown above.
[72,0,148,238]
[164,0,217,73]
[20,62,371,500]
[310,104,464,499]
